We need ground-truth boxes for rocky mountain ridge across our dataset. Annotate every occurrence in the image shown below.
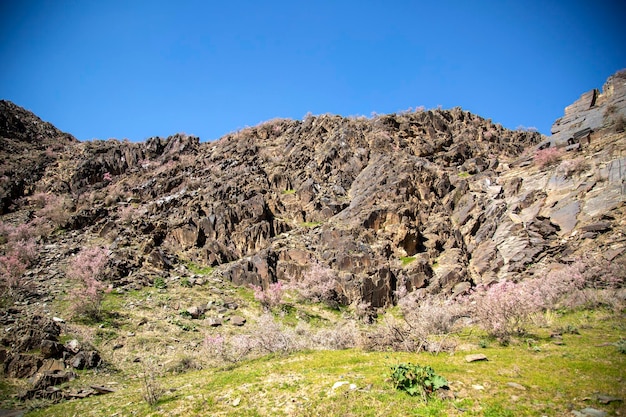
[1,71,625,313]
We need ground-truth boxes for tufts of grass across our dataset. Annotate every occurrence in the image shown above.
[400,256,416,266]
[21,308,626,417]
[185,262,214,276]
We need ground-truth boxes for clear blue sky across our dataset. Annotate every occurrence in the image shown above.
[1,0,625,142]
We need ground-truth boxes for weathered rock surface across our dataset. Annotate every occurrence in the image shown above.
[1,71,625,314]
[543,69,626,147]
[0,100,77,214]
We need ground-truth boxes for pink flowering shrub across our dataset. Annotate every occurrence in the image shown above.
[562,257,626,309]
[0,222,37,299]
[251,281,285,310]
[293,262,341,307]
[468,280,539,340]
[66,246,110,320]
[467,261,595,339]
[534,147,563,168]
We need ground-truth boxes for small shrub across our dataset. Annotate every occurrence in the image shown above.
[308,321,360,350]
[534,147,563,168]
[362,315,423,352]
[467,262,592,339]
[166,356,201,374]
[555,324,580,335]
[467,280,541,339]
[615,339,626,354]
[33,193,71,227]
[0,251,29,296]
[250,313,299,354]
[293,262,341,307]
[251,281,285,310]
[402,296,467,337]
[203,333,255,364]
[179,311,193,319]
[557,158,589,178]
[66,246,110,320]
[390,363,447,399]
[351,299,372,321]
[0,222,37,299]
[153,277,167,289]
[141,359,164,407]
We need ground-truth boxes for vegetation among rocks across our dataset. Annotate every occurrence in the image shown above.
[0,71,625,416]
[13,309,626,416]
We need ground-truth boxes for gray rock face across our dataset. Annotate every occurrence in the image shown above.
[1,71,625,314]
[545,70,626,147]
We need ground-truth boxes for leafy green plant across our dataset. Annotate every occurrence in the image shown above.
[171,319,196,332]
[616,339,626,354]
[179,311,193,319]
[153,277,167,289]
[390,363,447,399]
[400,256,416,266]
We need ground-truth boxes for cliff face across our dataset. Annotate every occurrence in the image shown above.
[548,70,626,146]
[1,71,625,310]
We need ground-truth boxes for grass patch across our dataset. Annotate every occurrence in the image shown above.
[300,221,322,228]
[457,171,472,178]
[400,256,416,266]
[281,189,296,195]
[185,261,214,276]
[21,308,626,416]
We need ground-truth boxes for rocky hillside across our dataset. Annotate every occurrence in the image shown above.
[0,71,625,313]
[0,101,77,214]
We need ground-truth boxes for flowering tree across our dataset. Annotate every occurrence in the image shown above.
[66,246,110,320]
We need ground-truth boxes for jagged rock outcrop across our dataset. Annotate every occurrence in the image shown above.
[0,100,78,214]
[543,69,626,147]
[1,70,625,312]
